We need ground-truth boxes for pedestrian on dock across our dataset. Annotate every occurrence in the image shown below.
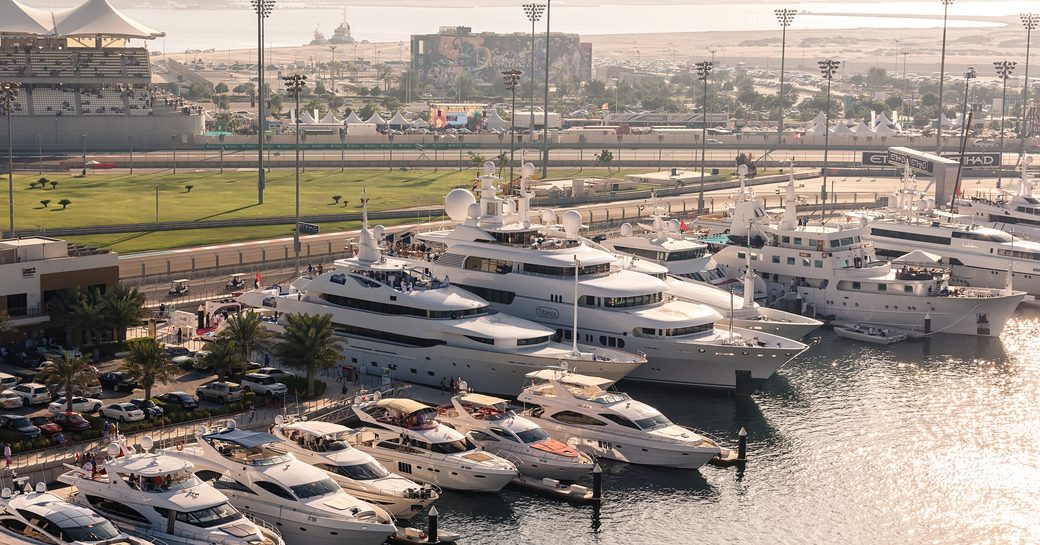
[103,421,112,443]
[3,443,10,467]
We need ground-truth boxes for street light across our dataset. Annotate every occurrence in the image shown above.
[936,0,954,154]
[958,65,977,149]
[36,135,41,175]
[1021,13,1037,156]
[388,133,394,172]
[250,0,275,205]
[283,73,307,276]
[541,0,552,178]
[695,60,713,212]
[994,60,1017,188]
[329,45,337,96]
[522,3,545,138]
[503,69,522,182]
[0,81,21,238]
[171,134,178,174]
[818,59,840,219]
[128,134,134,175]
[775,8,796,139]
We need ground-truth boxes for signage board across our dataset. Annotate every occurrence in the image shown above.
[940,152,1001,168]
[298,222,320,235]
[861,151,888,166]
[887,149,934,173]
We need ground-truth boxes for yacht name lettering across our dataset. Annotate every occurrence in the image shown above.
[536,306,560,319]
[887,151,934,173]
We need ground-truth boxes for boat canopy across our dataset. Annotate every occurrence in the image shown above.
[525,369,613,387]
[202,428,279,448]
[892,250,942,265]
[374,398,431,415]
[459,393,508,407]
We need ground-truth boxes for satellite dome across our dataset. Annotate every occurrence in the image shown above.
[467,202,480,219]
[374,225,385,239]
[541,209,557,225]
[620,222,633,237]
[562,210,582,238]
[737,164,749,176]
[445,188,477,222]
[668,219,681,232]
[141,435,153,451]
[483,161,496,175]
[521,163,535,177]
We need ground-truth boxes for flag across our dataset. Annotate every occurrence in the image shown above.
[680,219,687,233]
[472,179,479,191]
[254,271,261,289]
[601,102,609,111]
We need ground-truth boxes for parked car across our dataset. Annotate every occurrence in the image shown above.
[98,372,138,392]
[155,391,199,410]
[239,373,287,397]
[0,414,41,438]
[51,381,103,398]
[165,346,193,358]
[30,416,61,435]
[36,345,83,359]
[99,403,146,422]
[5,383,52,406]
[196,381,244,404]
[0,392,23,410]
[254,367,295,380]
[48,396,103,414]
[129,398,164,418]
[50,411,93,432]
[0,372,19,391]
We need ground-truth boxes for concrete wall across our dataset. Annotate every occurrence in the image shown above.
[0,114,204,151]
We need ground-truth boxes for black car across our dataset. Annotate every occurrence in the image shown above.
[129,398,164,418]
[165,346,193,358]
[155,391,199,410]
[0,414,42,438]
[98,372,138,392]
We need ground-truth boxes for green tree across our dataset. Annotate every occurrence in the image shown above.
[272,313,340,396]
[101,285,146,342]
[185,185,194,193]
[203,338,240,380]
[219,312,270,365]
[467,151,486,168]
[0,310,11,334]
[40,199,50,208]
[58,199,71,209]
[122,337,175,400]
[214,82,229,94]
[66,291,105,346]
[331,195,342,204]
[596,149,614,172]
[37,353,95,412]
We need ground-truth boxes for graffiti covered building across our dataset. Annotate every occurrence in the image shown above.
[411,26,592,92]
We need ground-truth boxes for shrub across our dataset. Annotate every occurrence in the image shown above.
[57,198,71,209]
[50,181,57,190]
[28,182,37,189]
[40,199,50,208]
[331,194,342,204]
[185,184,194,193]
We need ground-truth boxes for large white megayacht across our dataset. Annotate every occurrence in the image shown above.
[955,156,1040,240]
[413,162,808,391]
[236,189,644,396]
[517,369,722,469]
[162,422,396,545]
[0,483,156,545]
[435,391,595,482]
[350,397,519,492]
[57,439,285,545]
[269,417,439,520]
[706,170,1026,336]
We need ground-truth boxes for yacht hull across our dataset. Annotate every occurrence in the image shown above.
[947,263,1040,299]
[229,501,392,545]
[355,444,516,492]
[534,421,718,469]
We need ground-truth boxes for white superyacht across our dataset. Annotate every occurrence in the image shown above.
[237,190,643,396]
[415,162,808,391]
[955,156,1040,239]
[0,484,155,545]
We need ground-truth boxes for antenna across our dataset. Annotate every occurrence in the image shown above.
[572,254,580,356]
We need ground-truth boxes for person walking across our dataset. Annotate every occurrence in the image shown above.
[3,443,10,468]
[103,421,112,443]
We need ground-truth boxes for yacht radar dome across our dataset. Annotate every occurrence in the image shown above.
[737,164,749,177]
[541,209,557,225]
[107,443,119,457]
[483,161,496,175]
[562,210,582,238]
[522,162,535,177]
[35,482,45,493]
[620,222,633,237]
[374,225,385,239]
[141,435,153,451]
[445,188,477,222]
[467,202,480,219]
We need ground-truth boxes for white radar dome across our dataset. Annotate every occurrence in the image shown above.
[562,210,582,238]
[541,209,557,225]
[467,202,480,219]
[668,219,681,232]
[141,435,153,451]
[522,163,535,177]
[483,161,496,175]
[374,225,385,239]
[445,188,477,222]
[620,223,634,237]
[737,164,749,177]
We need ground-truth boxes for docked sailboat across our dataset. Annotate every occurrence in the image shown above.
[237,189,644,396]
[517,369,722,469]
[269,418,439,520]
[0,484,155,545]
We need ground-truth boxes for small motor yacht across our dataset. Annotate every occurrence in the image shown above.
[351,397,518,492]
[518,369,721,469]
[436,392,595,482]
[270,417,439,520]
[0,482,155,545]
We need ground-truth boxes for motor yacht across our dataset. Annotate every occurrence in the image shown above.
[517,369,721,469]
[436,392,594,481]
[269,417,439,520]
[955,156,1040,239]
[237,189,644,396]
[57,439,284,545]
[163,422,396,545]
[706,170,1026,336]
[0,483,155,545]
[350,397,518,492]
[413,162,808,391]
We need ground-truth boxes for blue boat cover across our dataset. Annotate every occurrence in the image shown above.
[202,428,279,448]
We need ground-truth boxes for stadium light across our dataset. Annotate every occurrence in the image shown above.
[283,73,307,276]
[936,0,954,153]
[0,81,21,238]
[1021,13,1037,155]
[251,0,275,205]
[775,9,796,138]
[994,60,1017,188]
[695,61,713,213]
[818,59,840,218]
[523,4,545,135]
[541,0,552,178]
[503,69,523,183]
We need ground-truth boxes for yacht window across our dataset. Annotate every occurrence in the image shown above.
[213,474,257,494]
[465,335,495,345]
[665,248,706,261]
[175,502,244,528]
[23,509,120,542]
[350,275,381,288]
[771,255,780,264]
[904,285,913,293]
[602,293,662,308]
[429,438,476,454]
[518,335,550,346]
[330,273,347,285]
[551,411,607,426]
[468,430,498,442]
[464,256,514,274]
[841,237,854,246]
[852,282,861,290]
[665,323,713,336]
[830,239,840,248]
[600,413,640,429]
[490,428,519,442]
[815,260,823,268]
[786,257,795,265]
[801,258,811,267]
[514,427,551,444]
[455,283,516,304]
[633,414,672,430]
[256,481,296,500]
[87,497,149,523]
[317,462,390,480]
[878,284,887,292]
[578,295,596,306]
[997,249,1040,261]
[737,251,746,260]
[952,230,1014,243]
[291,478,340,499]
[782,236,790,243]
[793,237,802,245]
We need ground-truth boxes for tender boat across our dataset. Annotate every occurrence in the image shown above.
[0,483,155,545]
[517,369,721,469]
[436,392,595,482]
[57,439,285,545]
[163,422,396,545]
[269,418,439,520]
[350,397,518,492]
[834,324,908,344]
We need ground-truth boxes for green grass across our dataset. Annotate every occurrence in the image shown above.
[2,167,644,230]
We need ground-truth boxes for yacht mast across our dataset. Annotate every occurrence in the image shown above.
[743,219,754,307]
[572,255,580,355]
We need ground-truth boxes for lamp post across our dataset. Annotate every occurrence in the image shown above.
[775,9,796,139]
[503,69,522,182]
[251,0,275,205]
[218,133,226,174]
[36,135,41,175]
[936,0,954,153]
[283,73,307,276]
[388,133,394,172]
[695,60,713,212]
[522,3,545,139]
[818,59,840,219]
[329,45,337,95]
[1021,13,1037,156]
[541,0,552,178]
[994,60,1017,188]
[81,134,86,174]
[958,66,977,152]
[1,81,20,238]
[171,134,178,174]
[128,134,134,175]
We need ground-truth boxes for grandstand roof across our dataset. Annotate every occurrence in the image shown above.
[1,0,163,39]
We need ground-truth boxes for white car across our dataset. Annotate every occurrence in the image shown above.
[0,392,23,410]
[48,396,103,414]
[239,373,287,396]
[255,367,295,380]
[4,383,52,406]
[99,402,146,422]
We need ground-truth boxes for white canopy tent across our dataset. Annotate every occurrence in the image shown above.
[0,0,58,35]
[873,121,899,137]
[52,0,164,38]
[366,112,387,126]
[851,120,872,134]
[319,111,341,124]
[343,110,364,125]
[829,122,854,135]
[388,111,410,129]
[892,250,943,265]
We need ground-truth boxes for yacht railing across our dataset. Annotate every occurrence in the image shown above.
[242,512,287,545]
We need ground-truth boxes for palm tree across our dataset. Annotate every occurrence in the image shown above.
[220,312,270,365]
[67,293,105,346]
[122,337,176,401]
[204,338,240,380]
[101,285,146,342]
[272,313,340,396]
[36,352,95,412]
[0,310,11,334]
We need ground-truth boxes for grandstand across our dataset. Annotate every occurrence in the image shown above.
[0,0,203,150]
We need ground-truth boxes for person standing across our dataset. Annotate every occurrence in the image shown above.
[3,443,10,468]
[55,432,65,446]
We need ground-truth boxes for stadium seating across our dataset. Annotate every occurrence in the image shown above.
[31,87,77,116]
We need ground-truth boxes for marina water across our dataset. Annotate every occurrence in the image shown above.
[422,307,1040,545]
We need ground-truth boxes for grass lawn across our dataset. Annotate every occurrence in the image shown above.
[1,167,647,230]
